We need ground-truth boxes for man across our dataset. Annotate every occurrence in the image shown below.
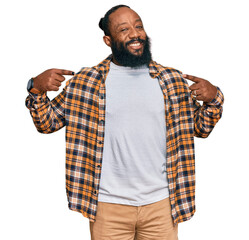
[25,4,224,240]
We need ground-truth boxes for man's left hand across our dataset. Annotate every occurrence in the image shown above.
[182,74,217,103]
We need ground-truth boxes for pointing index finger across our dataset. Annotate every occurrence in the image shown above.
[182,74,200,83]
[54,69,75,76]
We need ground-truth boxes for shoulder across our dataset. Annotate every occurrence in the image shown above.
[65,67,101,90]
[76,67,101,81]
[151,60,182,76]
[151,60,189,95]
[66,56,111,88]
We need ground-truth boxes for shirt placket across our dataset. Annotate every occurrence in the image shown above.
[93,77,106,198]
[156,74,177,221]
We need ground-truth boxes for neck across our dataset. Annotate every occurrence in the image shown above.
[111,56,122,66]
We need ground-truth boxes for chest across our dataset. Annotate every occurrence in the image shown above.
[105,72,165,116]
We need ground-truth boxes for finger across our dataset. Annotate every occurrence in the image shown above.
[189,83,199,91]
[52,79,62,87]
[192,93,202,101]
[192,89,201,96]
[182,74,201,83]
[54,73,66,82]
[50,84,60,91]
[53,69,75,76]
[191,89,197,96]
[195,95,203,101]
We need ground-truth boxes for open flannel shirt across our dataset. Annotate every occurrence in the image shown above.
[26,55,224,225]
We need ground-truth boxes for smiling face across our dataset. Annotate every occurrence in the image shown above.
[103,7,151,67]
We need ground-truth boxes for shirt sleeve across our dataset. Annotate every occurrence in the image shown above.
[193,86,224,138]
[25,83,69,134]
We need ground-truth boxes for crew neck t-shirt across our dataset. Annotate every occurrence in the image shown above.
[98,62,169,206]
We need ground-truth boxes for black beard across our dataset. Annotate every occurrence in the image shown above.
[110,36,152,68]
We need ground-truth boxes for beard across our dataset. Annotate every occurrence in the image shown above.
[110,36,152,68]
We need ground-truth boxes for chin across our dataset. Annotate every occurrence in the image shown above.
[131,50,143,56]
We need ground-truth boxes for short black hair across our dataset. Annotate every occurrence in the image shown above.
[99,4,130,36]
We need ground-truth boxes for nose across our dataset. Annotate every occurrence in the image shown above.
[128,27,140,39]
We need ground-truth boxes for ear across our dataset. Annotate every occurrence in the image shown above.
[103,35,112,47]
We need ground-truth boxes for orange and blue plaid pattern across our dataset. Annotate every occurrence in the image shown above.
[26,55,224,224]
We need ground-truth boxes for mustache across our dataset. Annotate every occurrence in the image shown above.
[125,38,146,47]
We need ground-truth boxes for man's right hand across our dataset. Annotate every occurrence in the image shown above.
[33,69,75,92]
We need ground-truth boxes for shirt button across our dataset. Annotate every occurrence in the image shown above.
[97,164,101,169]
[99,120,104,124]
[94,190,97,195]
[100,95,104,99]
[98,141,102,144]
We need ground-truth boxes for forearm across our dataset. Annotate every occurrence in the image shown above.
[194,87,224,138]
[25,89,66,133]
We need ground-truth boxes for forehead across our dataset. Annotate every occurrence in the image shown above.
[109,7,142,30]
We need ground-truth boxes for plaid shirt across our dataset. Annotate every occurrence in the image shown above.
[26,55,224,225]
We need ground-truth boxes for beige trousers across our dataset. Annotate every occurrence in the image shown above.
[89,197,178,240]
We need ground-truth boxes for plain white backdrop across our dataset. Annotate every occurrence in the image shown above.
[1,0,248,239]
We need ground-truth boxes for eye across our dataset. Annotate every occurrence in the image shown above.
[136,25,143,29]
[121,28,128,32]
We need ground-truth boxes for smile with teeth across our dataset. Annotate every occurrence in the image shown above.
[128,41,143,50]
[129,42,141,46]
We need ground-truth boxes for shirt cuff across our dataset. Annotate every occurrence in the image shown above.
[28,90,46,101]
[26,89,48,110]
[29,88,44,94]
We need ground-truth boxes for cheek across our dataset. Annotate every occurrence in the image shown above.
[141,31,147,39]
[118,31,131,40]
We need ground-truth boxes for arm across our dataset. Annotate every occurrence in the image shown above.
[25,87,67,133]
[25,68,74,134]
[182,74,224,138]
[192,87,224,138]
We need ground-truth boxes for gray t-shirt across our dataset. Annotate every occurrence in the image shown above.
[98,62,169,206]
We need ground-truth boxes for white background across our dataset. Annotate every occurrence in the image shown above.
[1,0,248,239]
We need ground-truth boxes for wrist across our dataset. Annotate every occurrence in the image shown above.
[204,87,224,106]
[27,77,45,94]
[32,77,41,91]
[205,86,218,103]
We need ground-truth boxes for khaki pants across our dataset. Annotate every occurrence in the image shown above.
[89,197,178,240]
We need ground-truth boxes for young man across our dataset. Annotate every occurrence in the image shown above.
[26,5,224,240]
